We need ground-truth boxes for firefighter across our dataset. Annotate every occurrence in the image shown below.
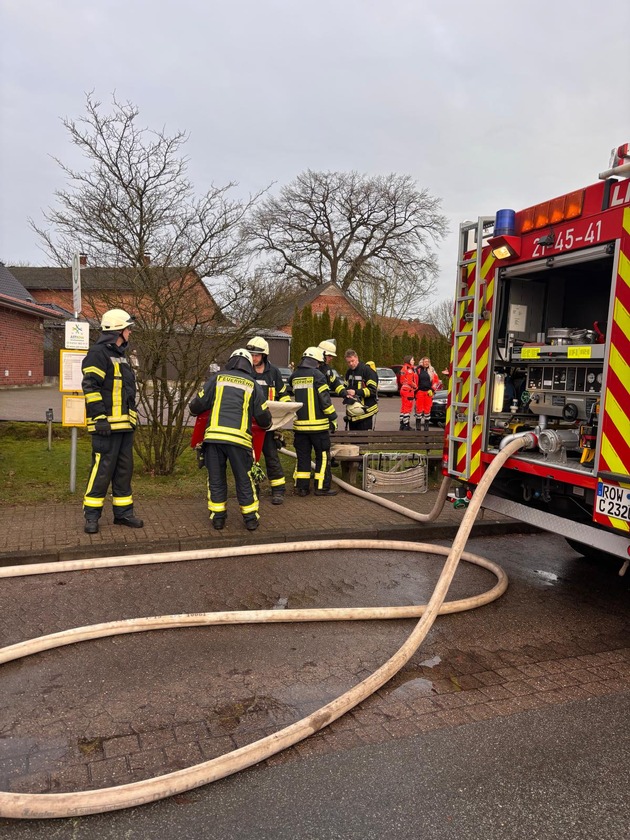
[246,335,291,505]
[189,348,272,531]
[81,308,143,534]
[318,338,348,398]
[415,356,440,429]
[344,349,379,430]
[288,346,338,497]
[398,355,418,430]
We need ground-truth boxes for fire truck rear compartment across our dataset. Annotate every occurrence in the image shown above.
[486,243,616,473]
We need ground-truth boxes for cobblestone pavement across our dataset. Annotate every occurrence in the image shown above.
[0,531,628,800]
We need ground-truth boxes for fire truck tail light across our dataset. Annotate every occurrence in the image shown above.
[518,189,584,233]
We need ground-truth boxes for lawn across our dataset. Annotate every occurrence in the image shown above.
[0,422,299,506]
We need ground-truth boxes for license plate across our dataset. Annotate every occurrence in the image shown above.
[595,481,630,522]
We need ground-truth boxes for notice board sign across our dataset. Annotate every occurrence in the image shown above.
[62,395,86,427]
[59,349,86,393]
[64,320,90,350]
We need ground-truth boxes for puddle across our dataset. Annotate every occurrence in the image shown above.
[389,677,435,700]
[534,570,559,585]
[419,655,441,668]
[272,597,288,610]
[210,695,294,732]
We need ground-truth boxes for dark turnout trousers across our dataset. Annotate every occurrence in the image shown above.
[204,442,259,525]
[294,430,332,492]
[83,431,135,520]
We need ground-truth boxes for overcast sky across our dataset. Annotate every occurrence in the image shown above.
[1,0,628,302]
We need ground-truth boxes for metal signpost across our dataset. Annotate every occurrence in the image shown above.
[64,251,89,492]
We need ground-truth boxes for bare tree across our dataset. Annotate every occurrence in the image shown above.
[30,93,265,474]
[245,170,448,318]
[425,297,455,340]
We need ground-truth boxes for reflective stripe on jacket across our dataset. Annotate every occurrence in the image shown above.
[345,362,379,419]
[82,333,138,433]
[321,363,347,398]
[253,361,292,403]
[189,371,272,449]
[288,365,337,432]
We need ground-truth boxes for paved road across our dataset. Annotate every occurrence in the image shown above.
[0,387,406,430]
[1,532,628,837]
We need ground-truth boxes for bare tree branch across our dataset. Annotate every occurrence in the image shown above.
[29,93,266,474]
[245,170,448,317]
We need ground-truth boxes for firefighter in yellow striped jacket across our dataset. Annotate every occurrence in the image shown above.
[189,349,272,532]
[81,308,142,534]
[246,335,292,505]
[288,346,338,497]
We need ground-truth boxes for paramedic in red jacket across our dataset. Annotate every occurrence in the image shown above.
[415,357,440,429]
[398,355,418,430]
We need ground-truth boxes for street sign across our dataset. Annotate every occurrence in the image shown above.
[64,320,90,350]
[71,252,87,317]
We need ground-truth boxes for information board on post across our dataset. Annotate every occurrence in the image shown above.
[62,395,86,427]
[59,349,87,393]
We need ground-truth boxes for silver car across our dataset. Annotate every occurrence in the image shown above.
[376,367,398,397]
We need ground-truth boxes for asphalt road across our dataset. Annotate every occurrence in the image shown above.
[0,387,406,429]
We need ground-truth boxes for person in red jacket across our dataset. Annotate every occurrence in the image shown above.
[415,356,440,429]
[398,355,418,430]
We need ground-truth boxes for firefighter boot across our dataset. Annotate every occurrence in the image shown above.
[314,487,338,496]
[244,516,259,531]
[114,512,144,528]
[415,417,422,431]
[212,515,226,531]
[271,491,285,506]
[84,518,99,534]
[399,419,406,431]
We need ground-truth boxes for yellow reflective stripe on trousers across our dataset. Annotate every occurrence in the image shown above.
[314,450,328,489]
[112,496,133,507]
[240,500,259,515]
[208,499,227,513]
[83,453,102,505]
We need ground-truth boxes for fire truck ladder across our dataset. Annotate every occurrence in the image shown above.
[448,216,494,479]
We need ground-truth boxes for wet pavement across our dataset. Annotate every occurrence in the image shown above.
[1,387,629,835]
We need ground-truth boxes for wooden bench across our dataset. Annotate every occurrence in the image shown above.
[330,429,445,486]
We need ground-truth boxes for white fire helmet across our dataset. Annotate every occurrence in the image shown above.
[100,309,135,331]
[302,346,325,363]
[318,339,337,357]
[246,336,270,355]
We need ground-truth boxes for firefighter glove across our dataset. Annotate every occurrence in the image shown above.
[94,418,112,437]
[428,390,433,398]
[330,418,338,432]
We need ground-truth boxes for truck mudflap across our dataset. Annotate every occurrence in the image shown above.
[593,472,630,533]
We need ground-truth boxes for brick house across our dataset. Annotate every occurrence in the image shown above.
[276,280,439,342]
[0,264,61,386]
[277,282,367,333]
[8,265,227,378]
[375,314,441,342]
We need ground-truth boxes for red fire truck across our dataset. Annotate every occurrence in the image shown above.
[445,143,630,573]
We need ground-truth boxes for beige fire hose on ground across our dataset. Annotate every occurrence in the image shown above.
[0,436,531,819]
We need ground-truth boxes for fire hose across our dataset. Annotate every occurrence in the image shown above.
[0,436,531,819]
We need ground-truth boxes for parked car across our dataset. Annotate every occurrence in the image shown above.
[376,367,398,396]
[430,390,448,426]
[278,367,292,384]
